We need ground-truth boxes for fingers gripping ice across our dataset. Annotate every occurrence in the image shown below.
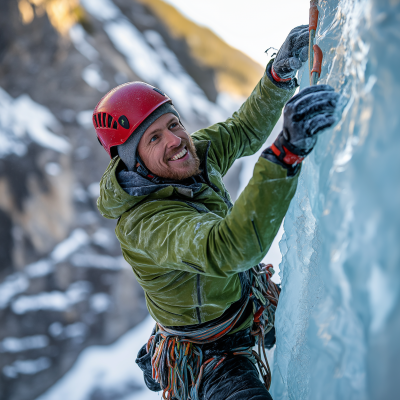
[273,25,310,80]
[262,85,340,174]
[282,85,340,154]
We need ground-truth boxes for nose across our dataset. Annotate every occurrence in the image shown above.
[164,130,181,148]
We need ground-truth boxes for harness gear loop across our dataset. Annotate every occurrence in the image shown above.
[145,264,280,399]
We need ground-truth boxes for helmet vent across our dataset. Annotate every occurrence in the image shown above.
[96,113,102,127]
[95,113,118,129]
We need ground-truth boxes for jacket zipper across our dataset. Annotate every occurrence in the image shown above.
[196,274,202,324]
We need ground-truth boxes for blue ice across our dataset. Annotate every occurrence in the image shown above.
[271,1,400,399]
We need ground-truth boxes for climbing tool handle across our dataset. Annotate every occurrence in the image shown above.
[309,0,319,32]
[311,44,323,85]
[311,45,323,76]
[309,0,322,85]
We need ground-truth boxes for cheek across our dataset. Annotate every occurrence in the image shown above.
[145,146,167,170]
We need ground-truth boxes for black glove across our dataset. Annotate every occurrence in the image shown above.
[271,25,309,82]
[262,85,340,175]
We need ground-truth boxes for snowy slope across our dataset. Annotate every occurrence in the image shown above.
[0,0,264,399]
[35,315,159,400]
[271,1,400,399]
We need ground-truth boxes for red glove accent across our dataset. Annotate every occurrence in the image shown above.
[271,144,304,165]
[271,66,292,83]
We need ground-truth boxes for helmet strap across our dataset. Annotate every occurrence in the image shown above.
[135,154,162,184]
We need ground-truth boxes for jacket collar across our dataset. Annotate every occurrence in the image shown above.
[115,140,212,199]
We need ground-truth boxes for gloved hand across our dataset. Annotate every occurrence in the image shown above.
[262,85,340,174]
[271,25,309,82]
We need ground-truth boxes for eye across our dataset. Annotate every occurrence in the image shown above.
[150,135,158,143]
[169,122,179,129]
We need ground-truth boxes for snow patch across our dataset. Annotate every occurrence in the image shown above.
[69,24,99,61]
[80,0,120,21]
[50,229,90,263]
[3,357,51,379]
[1,230,92,310]
[0,273,29,309]
[45,162,61,176]
[11,281,92,314]
[25,260,54,278]
[87,182,100,198]
[82,64,110,92]
[71,254,126,270]
[76,110,94,129]
[90,293,111,313]
[49,321,88,341]
[63,322,88,342]
[92,227,116,249]
[36,315,159,400]
[0,87,70,158]
[0,335,49,353]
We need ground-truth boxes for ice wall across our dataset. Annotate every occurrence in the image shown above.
[271,1,400,399]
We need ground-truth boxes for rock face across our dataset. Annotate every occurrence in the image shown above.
[0,1,262,399]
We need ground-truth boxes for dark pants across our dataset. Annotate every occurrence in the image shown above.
[136,327,275,399]
[199,356,273,400]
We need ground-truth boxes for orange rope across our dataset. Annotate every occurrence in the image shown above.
[146,264,280,399]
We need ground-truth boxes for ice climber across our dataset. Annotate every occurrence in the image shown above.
[93,25,339,400]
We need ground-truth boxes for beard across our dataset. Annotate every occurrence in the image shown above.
[140,134,201,181]
[162,135,201,181]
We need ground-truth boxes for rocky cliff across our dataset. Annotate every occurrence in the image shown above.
[0,1,263,399]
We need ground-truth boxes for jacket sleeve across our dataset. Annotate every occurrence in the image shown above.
[117,158,299,278]
[191,62,296,177]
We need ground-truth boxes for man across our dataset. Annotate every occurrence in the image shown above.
[93,25,338,400]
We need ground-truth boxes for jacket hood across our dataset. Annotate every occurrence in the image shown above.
[97,140,210,219]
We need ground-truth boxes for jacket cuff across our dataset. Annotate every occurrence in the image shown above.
[266,60,298,91]
[260,148,300,177]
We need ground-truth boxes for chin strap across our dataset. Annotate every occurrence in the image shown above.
[135,155,162,184]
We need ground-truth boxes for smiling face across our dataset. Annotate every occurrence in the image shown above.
[137,113,201,180]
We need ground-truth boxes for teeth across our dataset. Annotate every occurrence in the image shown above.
[171,148,187,161]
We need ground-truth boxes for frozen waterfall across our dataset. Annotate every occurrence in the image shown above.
[270,1,400,399]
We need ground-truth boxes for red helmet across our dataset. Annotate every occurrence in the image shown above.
[93,82,171,158]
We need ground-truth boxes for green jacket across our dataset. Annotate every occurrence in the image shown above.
[98,68,299,327]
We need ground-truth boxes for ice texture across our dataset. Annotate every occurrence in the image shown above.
[270,1,400,399]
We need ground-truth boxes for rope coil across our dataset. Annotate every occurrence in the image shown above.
[145,264,280,400]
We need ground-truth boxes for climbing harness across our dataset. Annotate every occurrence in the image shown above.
[145,264,280,400]
[309,0,324,86]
